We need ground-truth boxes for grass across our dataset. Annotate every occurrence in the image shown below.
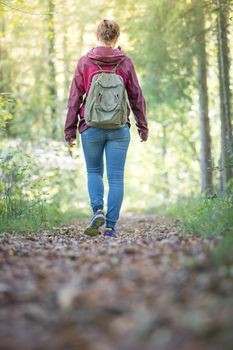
[0,201,88,233]
[147,192,233,237]
[146,188,233,264]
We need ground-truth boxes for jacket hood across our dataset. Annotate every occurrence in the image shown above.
[87,46,126,66]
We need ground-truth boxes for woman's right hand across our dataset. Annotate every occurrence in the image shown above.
[139,130,148,142]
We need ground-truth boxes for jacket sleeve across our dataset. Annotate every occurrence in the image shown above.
[125,59,149,140]
[64,58,85,142]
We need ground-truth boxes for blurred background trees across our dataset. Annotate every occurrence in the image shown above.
[0,0,233,231]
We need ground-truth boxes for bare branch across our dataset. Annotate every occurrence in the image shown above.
[0,1,53,16]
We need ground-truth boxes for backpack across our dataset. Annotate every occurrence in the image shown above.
[84,63,128,129]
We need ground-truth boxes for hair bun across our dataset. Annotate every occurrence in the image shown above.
[97,19,120,44]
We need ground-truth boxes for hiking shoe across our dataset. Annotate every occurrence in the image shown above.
[84,210,105,236]
[104,227,117,238]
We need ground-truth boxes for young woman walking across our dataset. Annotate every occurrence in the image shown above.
[64,19,148,237]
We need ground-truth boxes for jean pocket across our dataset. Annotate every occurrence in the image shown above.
[81,127,100,142]
[118,124,130,141]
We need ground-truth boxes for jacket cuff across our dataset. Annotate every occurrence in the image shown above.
[65,132,76,142]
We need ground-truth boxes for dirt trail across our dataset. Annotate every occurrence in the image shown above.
[0,214,232,350]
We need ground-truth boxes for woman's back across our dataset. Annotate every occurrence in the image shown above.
[65,45,148,139]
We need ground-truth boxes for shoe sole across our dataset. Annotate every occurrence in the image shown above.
[104,233,117,238]
[84,216,105,237]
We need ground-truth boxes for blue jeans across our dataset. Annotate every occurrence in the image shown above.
[81,124,130,228]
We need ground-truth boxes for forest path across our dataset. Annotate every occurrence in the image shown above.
[0,214,232,350]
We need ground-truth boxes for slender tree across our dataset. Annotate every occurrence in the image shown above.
[47,0,57,138]
[0,7,15,136]
[194,0,213,193]
[0,9,12,95]
[62,30,69,94]
[0,9,5,94]
[161,123,169,197]
[216,0,233,189]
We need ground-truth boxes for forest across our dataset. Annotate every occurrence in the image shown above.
[0,0,233,349]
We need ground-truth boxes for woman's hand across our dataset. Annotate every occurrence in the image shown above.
[139,130,148,142]
[67,138,76,148]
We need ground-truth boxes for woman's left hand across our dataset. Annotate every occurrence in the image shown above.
[67,138,76,148]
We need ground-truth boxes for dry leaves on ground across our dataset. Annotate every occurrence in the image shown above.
[0,214,233,350]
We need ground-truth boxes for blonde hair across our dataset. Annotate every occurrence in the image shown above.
[97,19,120,44]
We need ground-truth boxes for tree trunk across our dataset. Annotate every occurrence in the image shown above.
[216,0,233,189]
[0,12,5,94]
[63,30,70,95]
[0,11,11,94]
[0,10,13,136]
[63,22,85,147]
[47,0,57,138]
[194,0,213,194]
[161,124,169,197]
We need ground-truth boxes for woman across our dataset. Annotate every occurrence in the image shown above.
[64,19,148,237]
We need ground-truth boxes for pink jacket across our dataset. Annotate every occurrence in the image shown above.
[64,46,148,141]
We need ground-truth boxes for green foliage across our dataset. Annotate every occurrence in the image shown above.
[151,180,233,265]
[214,230,233,264]
[152,184,233,238]
[0,144,88,233]
[0,94,14,134]
[114,0,196,113]
[0,148,45,231]
[181,194,233,237]
[0,201,85,233]
[150,187,233,263]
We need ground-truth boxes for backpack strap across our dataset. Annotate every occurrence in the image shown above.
[97,63,120,73]
[86,63,121,93]
[113,62,120,72]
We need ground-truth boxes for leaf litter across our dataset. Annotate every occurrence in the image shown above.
[0,214,232,350]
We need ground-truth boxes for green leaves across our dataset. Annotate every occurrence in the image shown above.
[0,95,14,134]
